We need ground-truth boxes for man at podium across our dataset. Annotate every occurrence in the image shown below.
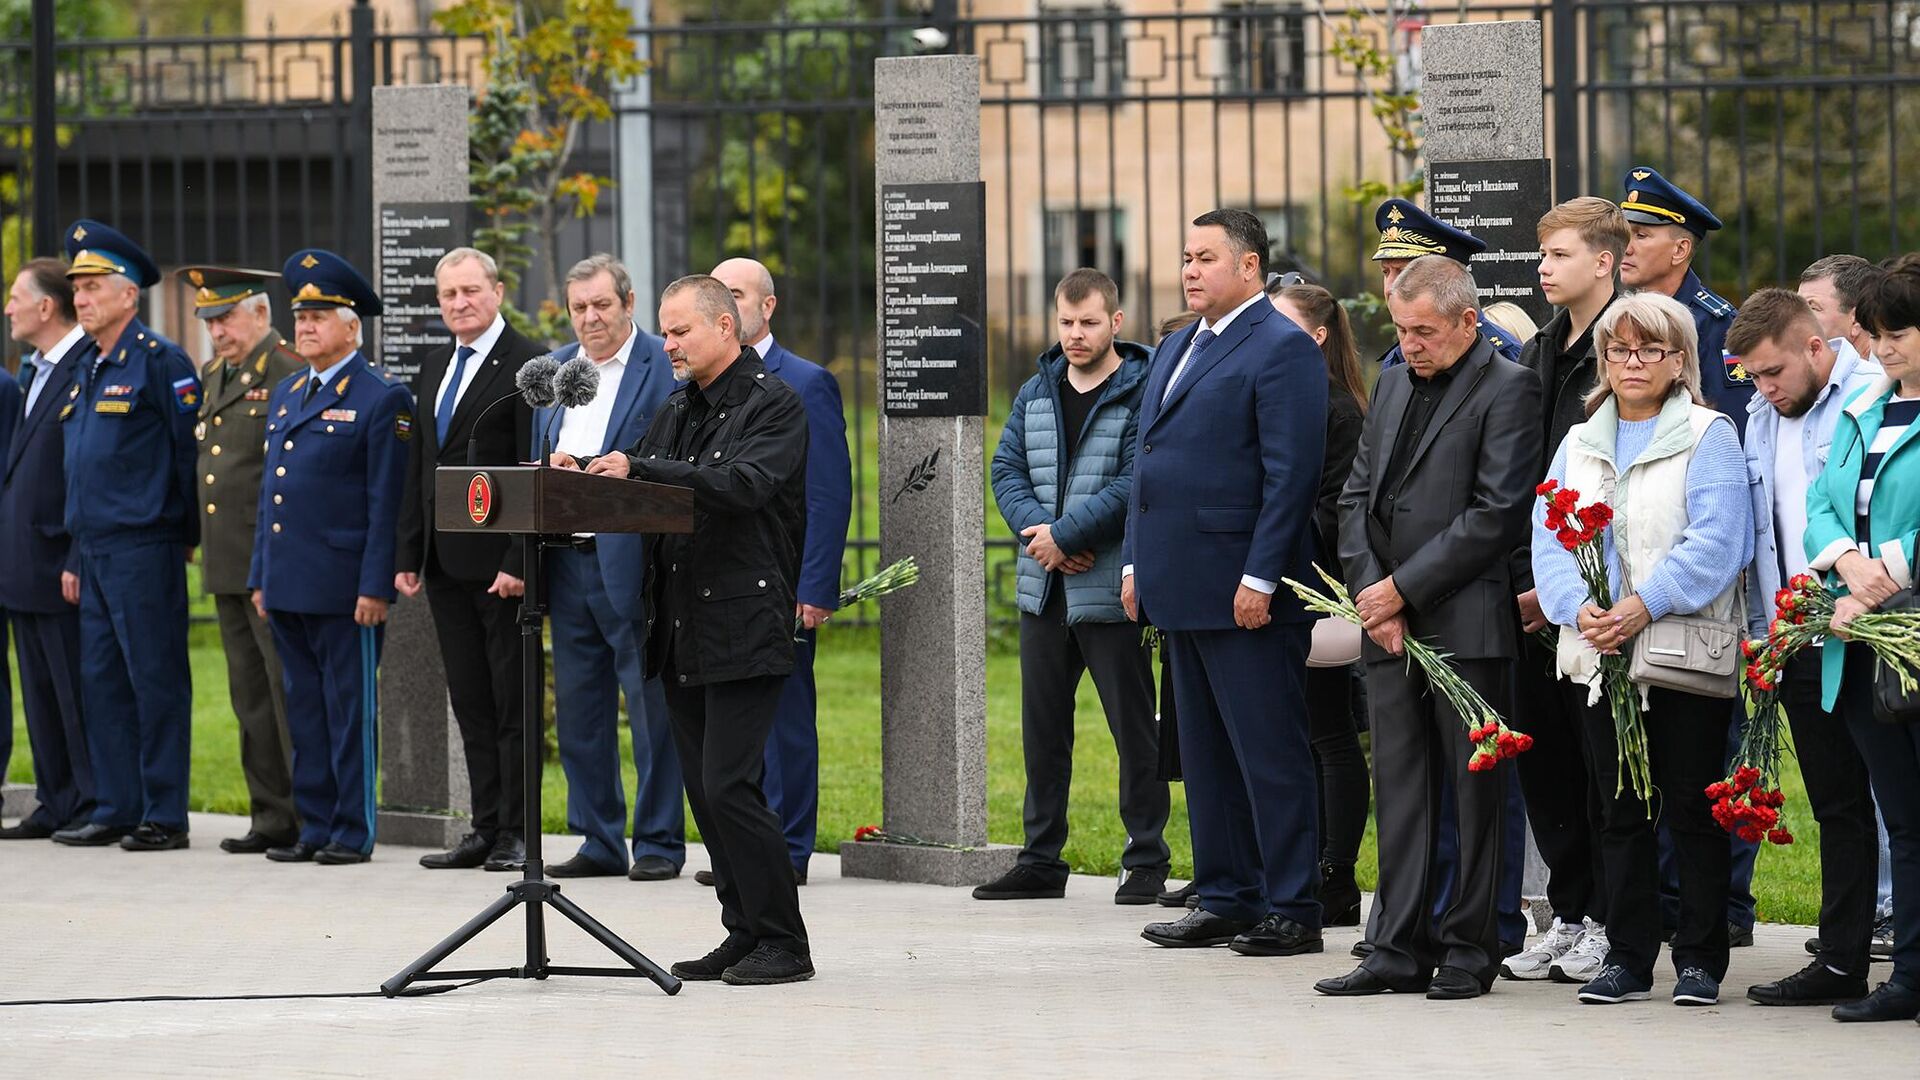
[568,274,813,986]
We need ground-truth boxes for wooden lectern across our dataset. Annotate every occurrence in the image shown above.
[382,465,693,999]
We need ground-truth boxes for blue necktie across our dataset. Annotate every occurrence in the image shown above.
[18,354,35,415]
[1162,328,1216,404]
[436,345,475,444]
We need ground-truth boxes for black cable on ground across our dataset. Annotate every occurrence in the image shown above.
[0,976,496,1007]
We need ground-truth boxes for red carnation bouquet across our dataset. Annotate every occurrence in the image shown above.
[1537,480,1653,807]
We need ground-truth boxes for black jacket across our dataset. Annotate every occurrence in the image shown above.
[1337,335,1544,662]
[627,350,809,687]
[396,321,542,584]
[1511,294,1612,590]
[1315,382,1365,581]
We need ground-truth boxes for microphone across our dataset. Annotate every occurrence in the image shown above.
[463,354,560,467]
[542,356,602,462]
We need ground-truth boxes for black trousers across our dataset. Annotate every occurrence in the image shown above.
[214,592,297,840]
[1363,656,1510,987]
[425,576,526,836]
[663,667,808,953]
[1841,644,1920,989]
[1016,585,1169,877]
[1306,664,1369,868]
[1513,634,1606,923]
[1778,650,1879,975]
[1579,683,1730,982]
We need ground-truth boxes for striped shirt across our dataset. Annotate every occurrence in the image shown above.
[1857,396,1920,553]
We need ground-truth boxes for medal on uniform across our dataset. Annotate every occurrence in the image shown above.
[195,422,207,440]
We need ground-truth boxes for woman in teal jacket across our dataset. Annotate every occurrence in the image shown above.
[1805,255,1920,1022]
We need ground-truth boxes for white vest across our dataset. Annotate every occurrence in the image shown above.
[1556,395,1742,698]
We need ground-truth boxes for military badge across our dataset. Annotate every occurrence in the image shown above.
[1724,350,1751,384]
[103,384,134,397]
[245,387,271,401]
[321,408,358,423]
[395,412,413,442]
[195,422,207,441]
[173,376,200,412]
[95,400,132,414]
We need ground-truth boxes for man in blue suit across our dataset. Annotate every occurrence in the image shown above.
[1126,209,1328,955]
[249,249,413,865]
[50,221,200,853]
[0,259,95,839]
[540,254,684,881]
[709,257,853,885]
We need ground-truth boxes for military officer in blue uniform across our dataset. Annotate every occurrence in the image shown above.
[48,220,201,852]
[1371,198,1522,369]
[1618,166,1746,433]
[248,249,413,865]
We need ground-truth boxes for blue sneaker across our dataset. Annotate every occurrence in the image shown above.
[1672,966,1720,1006]
[1577,964,1652,1004]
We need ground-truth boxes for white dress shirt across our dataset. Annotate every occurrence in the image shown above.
[1126,289,1280,595]
[21,323,85,417]
[750,333,775,360]
[553,322,637,459]
[435,313,507,421]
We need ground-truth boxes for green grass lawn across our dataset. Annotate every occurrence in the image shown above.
[6,620,1823,924]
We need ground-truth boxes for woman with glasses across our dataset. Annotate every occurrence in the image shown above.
[1530,292,1753,1007]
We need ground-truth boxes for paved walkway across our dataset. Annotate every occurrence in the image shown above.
[2,812,1914,1077]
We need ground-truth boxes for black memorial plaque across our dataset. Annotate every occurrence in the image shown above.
[1427,159,1552,327]
[880,181,987,417]
[377,201,468,381]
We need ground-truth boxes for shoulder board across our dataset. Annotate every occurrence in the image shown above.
[1691,287,1734,318]
[201,357,221,378]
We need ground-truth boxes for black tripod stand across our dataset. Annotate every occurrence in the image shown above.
[382,532,680,997]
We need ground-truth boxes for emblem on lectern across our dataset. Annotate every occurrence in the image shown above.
[468,472,495,525]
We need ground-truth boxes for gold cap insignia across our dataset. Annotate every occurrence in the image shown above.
[297,282,322,299]
[72,225,87,242]
[300,254,319,269]
[197,287,216,302]
[1626,191,1639,202]
[188,270,204,286]
[1632,170,1651,181]
[1386,206,1404,224]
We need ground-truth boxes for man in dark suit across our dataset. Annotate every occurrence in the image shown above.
[395,246,540,873]
[179,266,305,854]
[710,256,852,886]
[1317,255,1543,1000]
[1124,209,1328,956]
[537,254,684,881]
[0,258,94,839]
[0,355,15,785]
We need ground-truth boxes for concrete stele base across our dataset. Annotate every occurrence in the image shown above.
[2,782,38,821]
[838,839,1020,888]
[376,809,472,849]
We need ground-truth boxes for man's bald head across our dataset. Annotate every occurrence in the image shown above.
[711,257,778,345]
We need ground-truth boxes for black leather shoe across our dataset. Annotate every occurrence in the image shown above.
[1317,861,1363,927]
[1351,939,1376,959]
[549,853,622,878]
[794,866,807,887]
[119,823,189,851]
[670,933,756,981]
[721,943,815,985]
[0,819,55,840]
[1156,881,1196,908]
[1427,965,1487,1000]
[1230,913,1324,957]
[694,869,717,887]
[972,865,1067,901]
[1805,936,1823,957]
[625,855,680,881]
[314,842,370,865]
[266,841,320,863]
[220,830,293,854]
[1141,909,1254,948]
[1115,868,1168,906]
[483,833,526,872]
[1314,966,1426,996]
[52,822,131,847]
[1748,959,1869,1006]
[1832,981,1920,1022]
[1729,922,1754,948]
[419,831,493,869]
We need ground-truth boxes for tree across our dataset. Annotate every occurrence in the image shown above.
[434,0,646,338]
[1322,1,1426,206]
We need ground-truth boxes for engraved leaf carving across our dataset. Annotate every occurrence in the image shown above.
[891,447,941,504]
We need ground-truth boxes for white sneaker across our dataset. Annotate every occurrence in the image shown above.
[1550,919,1610,984]
[1501,917,1585,981]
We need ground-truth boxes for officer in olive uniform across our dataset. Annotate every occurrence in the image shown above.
[1371,198,1523,370]
[1618,166,1746,432]
[182,266,306,853]
[248,249,413,866]
[48,220,200,852]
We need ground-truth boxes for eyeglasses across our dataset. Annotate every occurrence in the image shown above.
[1602,344,1683,365]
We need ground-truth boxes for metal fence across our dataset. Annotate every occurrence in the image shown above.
[3,0,1917,625]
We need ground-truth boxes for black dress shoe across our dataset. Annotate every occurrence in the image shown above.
[0,819,55,840]
[1116,869,1168,906]
[1351,939,1376,960]
[1805,936,1824,957]
[1729,922,1754,948]
[220,831,293,855]
[1156,881,1197,908]
[694,868,717,887]
[1141,908,1254,948]
[794,866,807,887]
[1314,966,1425,997]
[420,831,494,869]
[549,853,622,878]
[972,865,1067,901]
[1427,965,1487,1000]
[314,843,371,865]
[483,833,526,872]
[1832,981,1920,1022]
[627,855,680,881]
[670,933,756,981]
[119,823,189,851]
[1748,960,1869,1006]
[52,822,131,847]
[721,943,815,985]
[266,841,320,862]
[1229,913,1324,957]
[1317,861,1363,927]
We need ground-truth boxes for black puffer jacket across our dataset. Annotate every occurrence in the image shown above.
[1511,295,1612,590]
[625,350,809,687]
